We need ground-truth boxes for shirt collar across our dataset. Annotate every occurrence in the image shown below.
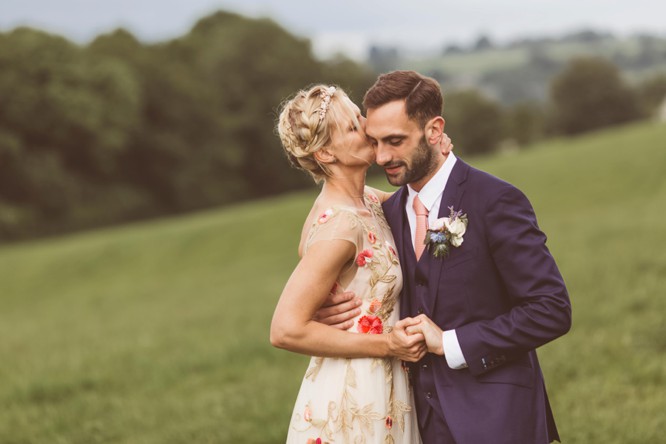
[407,153,457,212]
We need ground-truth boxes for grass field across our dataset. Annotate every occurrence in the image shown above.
[1,122,665,443]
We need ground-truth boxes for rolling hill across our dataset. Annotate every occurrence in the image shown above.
[1,121,665,443]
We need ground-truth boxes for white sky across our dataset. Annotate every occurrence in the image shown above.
[1,0,664,59]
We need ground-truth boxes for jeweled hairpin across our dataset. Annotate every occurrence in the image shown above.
[318,86,336,122]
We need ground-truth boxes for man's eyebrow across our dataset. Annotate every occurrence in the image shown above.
[380,134,407,142]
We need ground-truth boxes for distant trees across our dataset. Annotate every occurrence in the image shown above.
[0,28,143,237]
[443,55,658,156]
[443,90,504,155]
[549,57,642,134]
[1,14,662,241]
[504,102,546,147]
[636,73,666,117]
[0,12,375,241]
[473,35,494,51]
[368,46,401,74]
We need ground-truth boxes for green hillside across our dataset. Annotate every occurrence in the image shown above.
[398,34,666,103]
[1,122,665,443]
[411,36,666,77]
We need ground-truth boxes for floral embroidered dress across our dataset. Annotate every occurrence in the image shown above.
[286,189,421,444]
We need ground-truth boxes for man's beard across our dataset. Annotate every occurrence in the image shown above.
[385,136,437,186]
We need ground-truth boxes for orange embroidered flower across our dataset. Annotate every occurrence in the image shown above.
[318,209,334,224]
[368,299,382,314]
[355,249,373,267]
[368,231,377,244]
[357,315,383,334]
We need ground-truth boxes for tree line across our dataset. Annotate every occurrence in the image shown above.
[0,11,375,240]
[1,11,664,241]
[443,57,665,156]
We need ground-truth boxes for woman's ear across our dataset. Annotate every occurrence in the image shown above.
[314,148,336,165]
[426,116,445,145]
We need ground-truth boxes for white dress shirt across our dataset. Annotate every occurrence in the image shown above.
[405,153,467,370]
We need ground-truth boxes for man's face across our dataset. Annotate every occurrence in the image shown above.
[365,100,437,188]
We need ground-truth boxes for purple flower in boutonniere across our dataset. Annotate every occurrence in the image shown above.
[425,206,468,258]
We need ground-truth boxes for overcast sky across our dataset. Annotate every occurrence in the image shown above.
[2,0,664,58]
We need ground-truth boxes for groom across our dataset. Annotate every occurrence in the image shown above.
[320,70,571,443]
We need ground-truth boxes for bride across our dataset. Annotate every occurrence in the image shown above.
[270,84,451,443]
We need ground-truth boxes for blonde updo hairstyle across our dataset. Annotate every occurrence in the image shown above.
[277,84,359,183]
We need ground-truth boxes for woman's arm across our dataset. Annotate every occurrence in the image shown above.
[270,239,425,361]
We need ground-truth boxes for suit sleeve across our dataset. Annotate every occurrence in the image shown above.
[455,185,572,376]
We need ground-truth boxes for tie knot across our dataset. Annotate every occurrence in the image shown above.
[413,195,428,216]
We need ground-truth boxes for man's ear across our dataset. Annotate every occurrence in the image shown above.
[314,148,336,165]
[425,116,445,145]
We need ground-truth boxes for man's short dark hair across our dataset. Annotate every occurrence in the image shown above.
[363,70,443,127]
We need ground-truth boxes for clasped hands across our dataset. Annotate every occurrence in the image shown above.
[313,291,444,362]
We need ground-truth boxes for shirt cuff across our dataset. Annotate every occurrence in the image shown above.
[442,329,468,369]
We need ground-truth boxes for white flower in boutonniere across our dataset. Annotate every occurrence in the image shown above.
[425,206,468,258]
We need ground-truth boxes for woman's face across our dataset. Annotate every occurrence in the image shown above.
[328,97,375,167]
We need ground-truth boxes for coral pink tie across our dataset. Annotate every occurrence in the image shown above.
[413,195,429,260]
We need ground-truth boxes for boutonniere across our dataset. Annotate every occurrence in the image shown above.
[425,206,468,258]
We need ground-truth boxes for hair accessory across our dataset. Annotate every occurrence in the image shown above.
[318,86,336,122]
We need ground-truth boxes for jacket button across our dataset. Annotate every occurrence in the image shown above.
[426,392,432,399]
[422,363,428,369]
[417,308,423,314]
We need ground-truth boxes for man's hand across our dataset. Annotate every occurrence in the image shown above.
[389,318,427,362]
[312,291,362,330]
[405,314,444,356]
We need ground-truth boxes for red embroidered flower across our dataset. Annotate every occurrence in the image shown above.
[386,242,397,258]
[368,232,377,244]
[368,299,382,314]
[357,315,383,334]
[355,249,373,267]
[318,208,334,224]
[385,416,393,429]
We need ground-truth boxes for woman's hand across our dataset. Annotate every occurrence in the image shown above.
[388,318,428,362]
[439,132,454,156]
[402,314,444,356]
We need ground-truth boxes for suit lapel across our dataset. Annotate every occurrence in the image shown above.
[382,186,413,319]
[426,159,470,315]
[383,186,408,255]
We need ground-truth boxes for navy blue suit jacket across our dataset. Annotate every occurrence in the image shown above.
[382,158,571,443]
